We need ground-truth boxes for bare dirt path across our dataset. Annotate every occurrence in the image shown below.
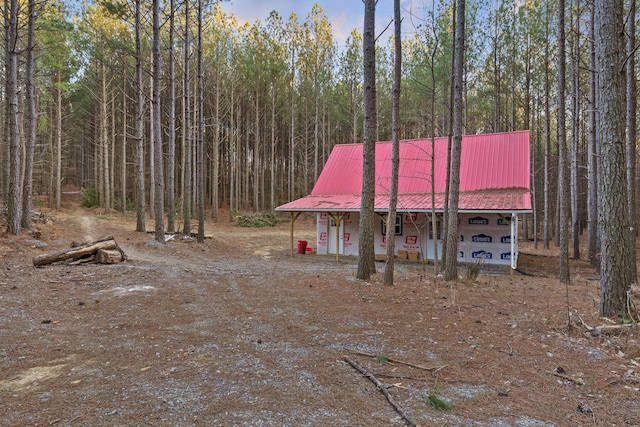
[1,209,639,426]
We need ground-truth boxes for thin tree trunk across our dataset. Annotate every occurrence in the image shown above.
[149,50,155,221]
[167,0,176,232]
[183,0,192,234]
[587,2,598,263]
[196,0,205,242]
[152,0,164,242]
[121,68,127,213]
[228,84,234,221]
[357,0,377,280]
[570,0,580,259]
[557,0,570,282]
[56,75,63,211]
[428,0,440,274]
[384,0,401,286]
[134,0,146,232]
[110,90,115,210]
[626,0,637,279]
[544,2,551,249]
[442,0,456,272]
[289,43,296,202]
[444,0,466,281]
[21,0,36,230]
[524,30,532,244]
[5,0,21,233]
[212,64,220,220]
[101,62,110,214]
[270,83,276,211]
[254,89,260,212]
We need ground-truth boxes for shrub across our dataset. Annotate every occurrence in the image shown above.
[235,211,281,228]
[81,188,98,208]
[465,260,484,282]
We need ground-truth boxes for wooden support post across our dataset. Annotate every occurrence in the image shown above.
[289,212,302,257]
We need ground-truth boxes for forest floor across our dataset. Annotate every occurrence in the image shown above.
[1,195,640,426]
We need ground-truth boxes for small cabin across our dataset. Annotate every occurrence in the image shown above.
[276,131,532,269]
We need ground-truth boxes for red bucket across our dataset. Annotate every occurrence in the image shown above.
[297,240,308,254]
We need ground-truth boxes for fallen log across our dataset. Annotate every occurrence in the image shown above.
[95,249,123,264]
[33,235,125,266]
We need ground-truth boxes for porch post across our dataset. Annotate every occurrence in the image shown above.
[289,212,302,257]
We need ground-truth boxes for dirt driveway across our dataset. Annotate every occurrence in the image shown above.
[1,208,639,426]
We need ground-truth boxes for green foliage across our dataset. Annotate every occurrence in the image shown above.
[426,390,450,411]
[235,212,281,228]
[375,353,389,364]
[80,188,98,208]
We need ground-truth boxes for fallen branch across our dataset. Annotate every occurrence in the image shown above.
[572,313,636,336]
[347,348,446,373]
[376,373,431,382]
[344,355,418,427]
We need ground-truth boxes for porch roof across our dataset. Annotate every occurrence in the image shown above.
[276,188,531,213]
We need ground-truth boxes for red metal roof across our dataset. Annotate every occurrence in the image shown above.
[277,130,531,212]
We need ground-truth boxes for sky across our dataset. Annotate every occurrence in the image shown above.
[219,0,419,47]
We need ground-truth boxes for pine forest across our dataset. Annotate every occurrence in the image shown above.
[0,0,636,276]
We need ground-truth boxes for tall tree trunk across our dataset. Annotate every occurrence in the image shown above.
[626,0,637,279]
[21,0,36,230]
[357,0,377,280]
[441,0,456,272]
[110,92,116,210]
[544,2,551,250]
[196,0,205,242]
[270,83,276,211]
[524,28,532,244]
[557,0,570,282]
[212,64,220,220]
[587,1,598,263]
[134,0,146,232]
[444,0,466,281]
[166,0,176,232]
[596,0,636,316]
[428,0,440,274]
[1,0,7,204]
[384,0,401,286]
[121,68,127,213]
[254,89,260,212]
[5,0,21,234]
[289,43,296,202]
[55,84,62,212]
[152,0,164,242]
[183,0,192,234]
[228,84,234,221]
[149,51,155,220]
[101,62,111,214]
[570,0,580,259]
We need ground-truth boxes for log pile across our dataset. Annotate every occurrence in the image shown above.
[32,234,126,266]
